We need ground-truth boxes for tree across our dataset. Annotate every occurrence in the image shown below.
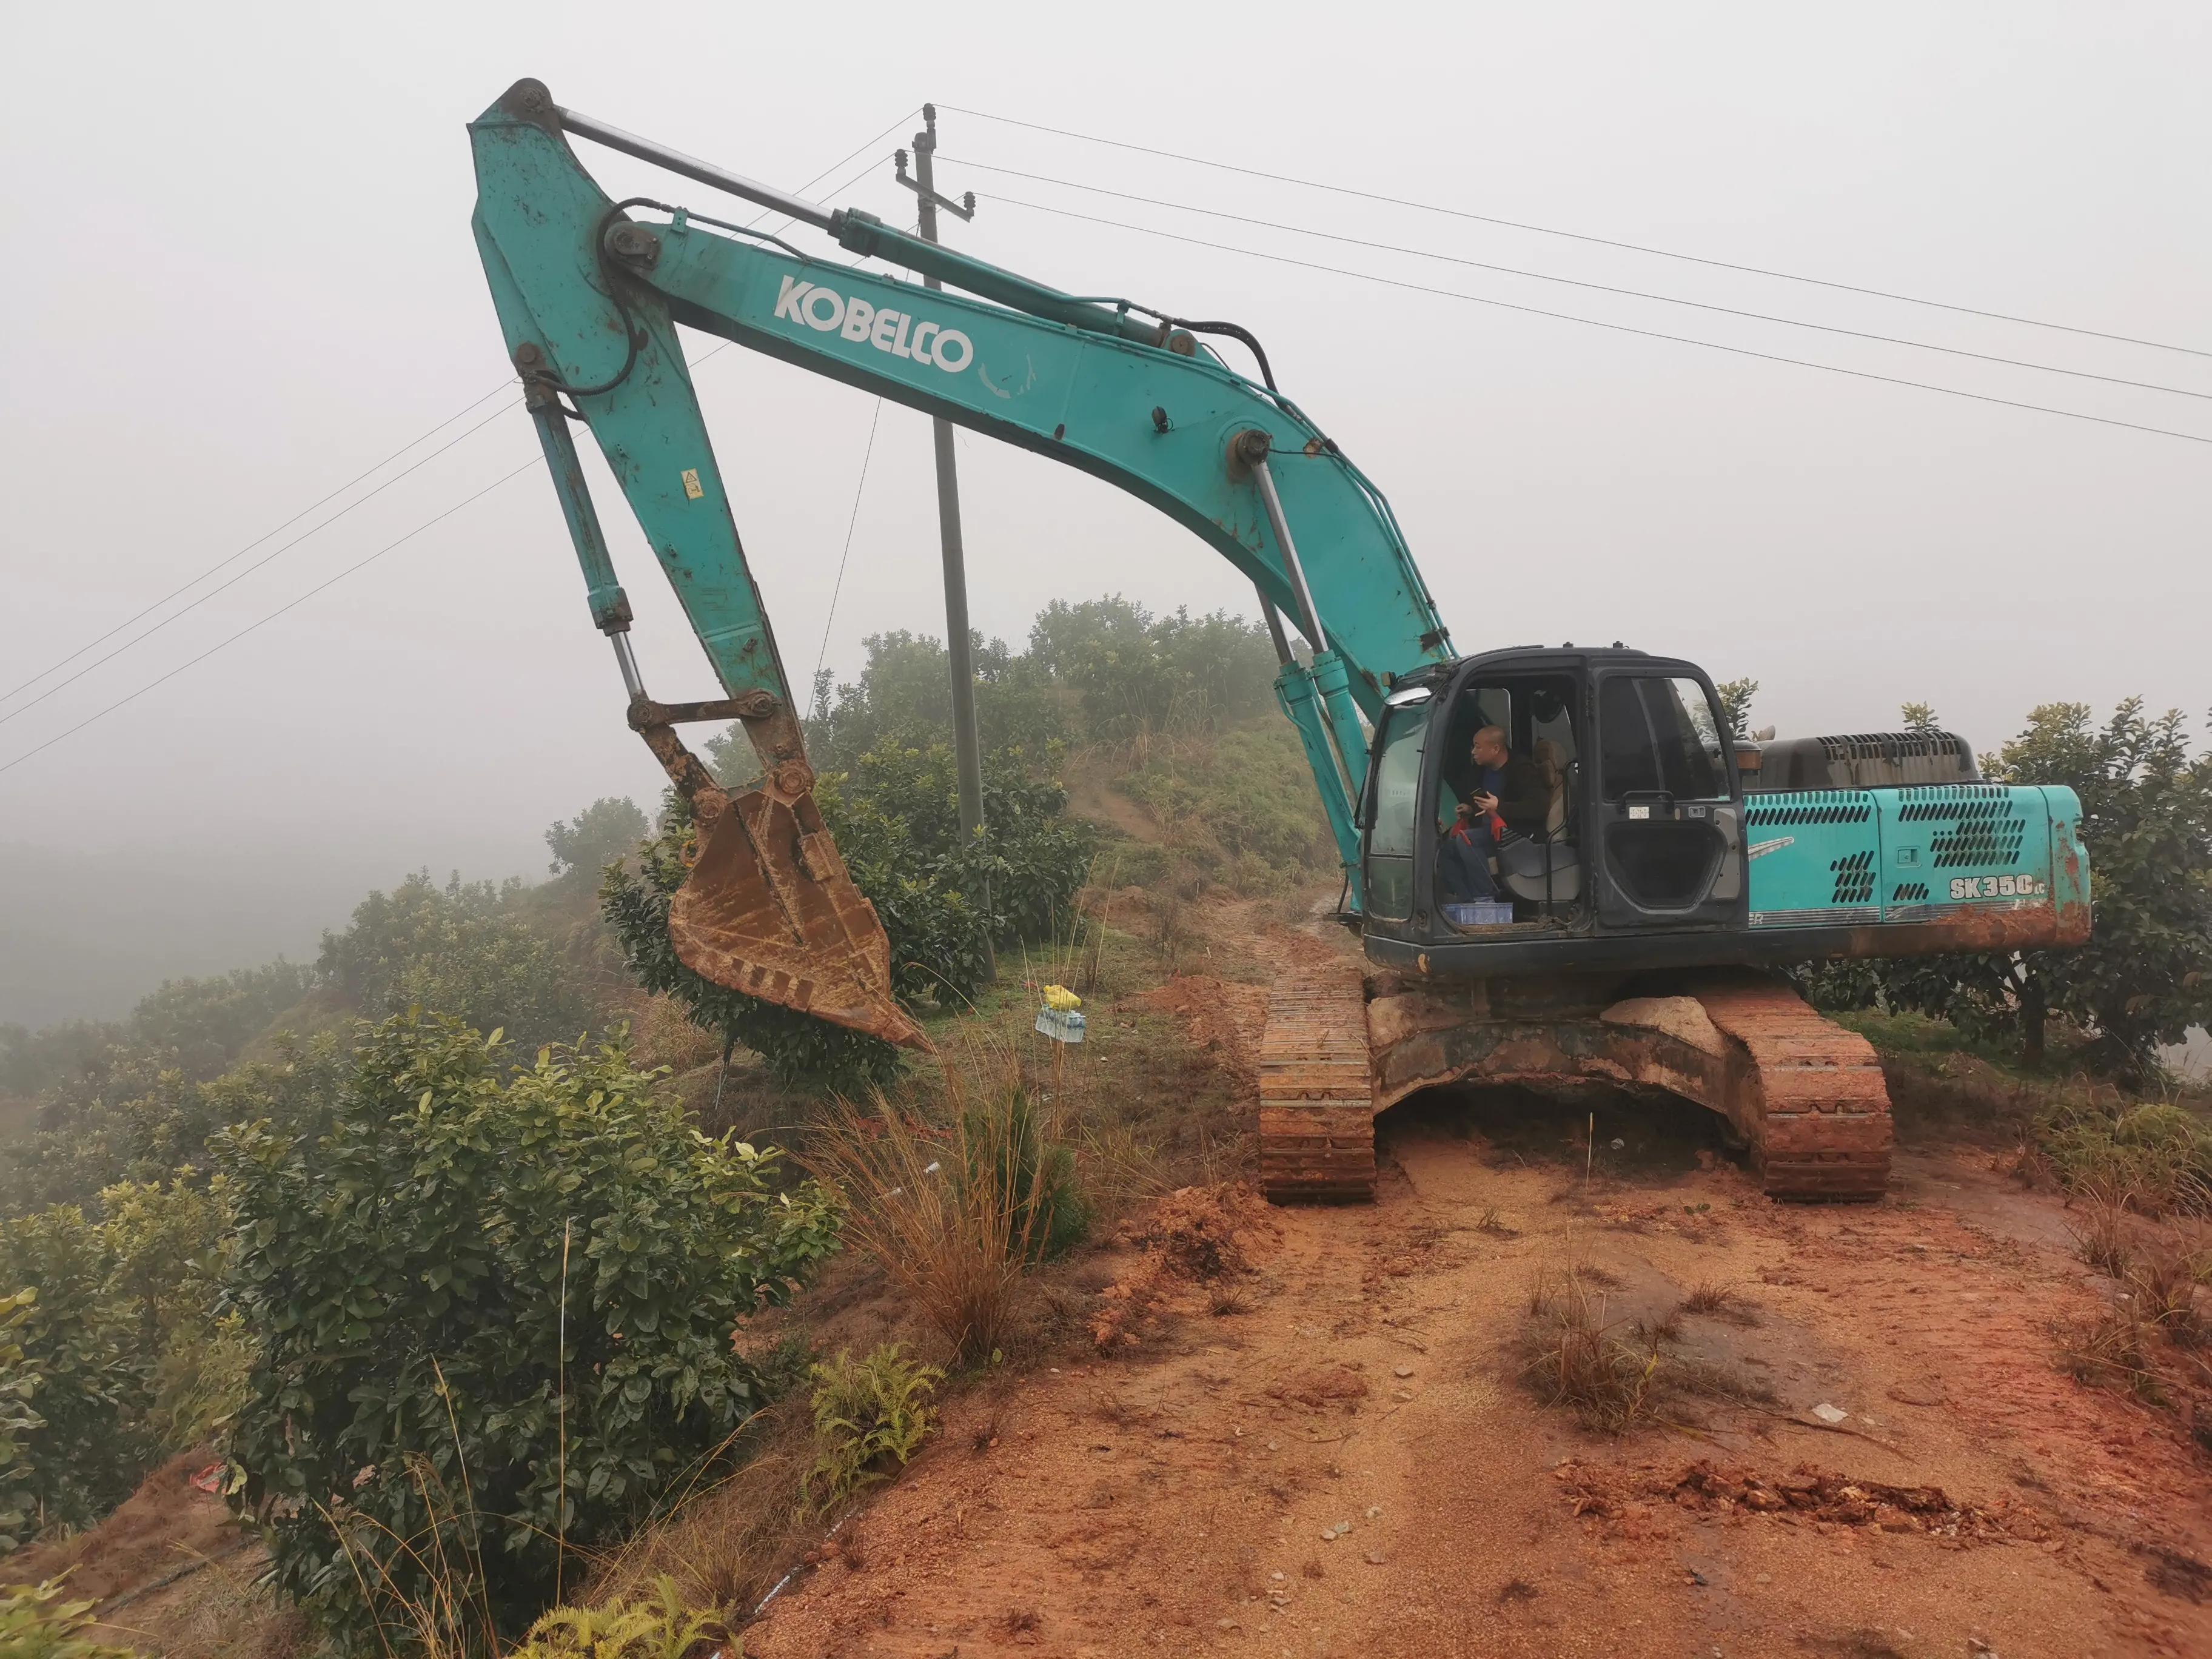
[215,1013,839,1651]
[318,873,591,1052]
[0,1207,152,1532]
[0,1291,43,1553]
[1714,679,1759,743]
[1811,699,2212,1074]
[545,798,648,881]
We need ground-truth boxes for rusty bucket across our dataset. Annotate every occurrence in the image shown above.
[669,784,930,1051]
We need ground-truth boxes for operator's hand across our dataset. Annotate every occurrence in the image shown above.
[1471,791,1500,817]
[1453,802,1472,825]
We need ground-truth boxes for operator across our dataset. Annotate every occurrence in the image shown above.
[1438,725,1549,903]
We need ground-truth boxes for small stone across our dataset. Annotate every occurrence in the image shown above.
[1267,1440,1281,1450]
[1755,1573,1771,1584]
[1811,1403,1849,1426]
[1271,1572,1285,1581]
[1333,1519,1353,1535]
[1365,1506,1382,1520]
[1393,1390,1414,1401]
[1392,1365,1415,1379]
[1365,1550,1386,1566]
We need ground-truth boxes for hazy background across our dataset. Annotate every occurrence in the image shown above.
[2,1,2206,1025]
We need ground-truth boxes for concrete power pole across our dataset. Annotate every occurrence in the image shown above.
[897,109,987,859]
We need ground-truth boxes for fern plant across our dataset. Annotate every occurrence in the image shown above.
[805,1344,944,1509]
[512,1575,734,1659]
[0,1578,136,1659]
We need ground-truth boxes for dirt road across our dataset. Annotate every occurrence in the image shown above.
[748,973,2212,1657]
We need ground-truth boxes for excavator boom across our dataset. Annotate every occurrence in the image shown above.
[468,79,1451,1041]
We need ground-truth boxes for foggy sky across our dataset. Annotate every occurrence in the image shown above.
[2,1,2207,1021]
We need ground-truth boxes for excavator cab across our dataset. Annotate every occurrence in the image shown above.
[1358,649,1747,964]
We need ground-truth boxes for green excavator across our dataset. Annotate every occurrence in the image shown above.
[468,81,2090,1202]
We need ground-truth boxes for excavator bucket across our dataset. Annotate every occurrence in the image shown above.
[628,695,928,1053]
[670,785,930,1051]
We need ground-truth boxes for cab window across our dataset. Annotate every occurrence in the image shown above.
[1600,675,1726,800]
[1362,703,1427,920]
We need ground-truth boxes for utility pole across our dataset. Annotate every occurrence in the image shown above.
[896,110,987,860]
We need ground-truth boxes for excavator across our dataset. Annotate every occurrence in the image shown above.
[468,81,2091,1203]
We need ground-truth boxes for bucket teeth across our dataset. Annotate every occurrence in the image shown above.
[668,786,930,1051]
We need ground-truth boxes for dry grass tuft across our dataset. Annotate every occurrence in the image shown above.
[1521,1267,1665,1432]
[1678,1281,1761,1327]
[1207,1282,1252,1318]
[581,1405,816,1623]
[1522,1252,1771,1432]
[2127,1227,2212,1346]
[804,1035,1083,1364]
[2069,1179,2140,1279]
[2055,1304,2168,1406]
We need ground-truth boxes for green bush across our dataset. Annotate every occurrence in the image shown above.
[1809,698,2212,1076]
[0,1290,42,1553]
[0,1207,153,1534]
[512,1575,735,1659]
[1,962,312,1105]
[603,737,1093,1093]
[965,1084,1088,1265]
[805,1344,943,1509]
[599,816,917,1093]
[1123,724,1335,894]
[1027,597,1279,741]
[2039,1101,2212,1213]
[546,798,649,883]
[318,871,592,1052]
[215,1012,840,1651]
[0,1579,135,1659]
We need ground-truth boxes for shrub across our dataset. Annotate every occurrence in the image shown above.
[1808,699,2212,1076]
[602,745,1093,1093]
[510,1577,736,1659]
[599,817,914,1093]
[806,1048,1086,1362]
[1122,725,1335,894]
[318,871,592,1051]
[546,798,649,882]
[0,1290,42,1554]
[214,1012,841,1651]
[0,1579,135,1659]
[0,1207,153,1533]
[2042,1101,2212,1216]
[805,1344,944,1508]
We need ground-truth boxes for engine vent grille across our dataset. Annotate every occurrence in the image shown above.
[1748,802,1874,827]
[1831,850,1876,905]
[1892,881,1931,902]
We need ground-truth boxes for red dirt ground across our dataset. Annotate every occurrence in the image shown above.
[742,925,2212,1659]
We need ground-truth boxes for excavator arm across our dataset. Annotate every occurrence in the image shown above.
[468,79,1454,1042]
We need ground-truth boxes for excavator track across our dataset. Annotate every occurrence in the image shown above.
[1691,977,1894,1201]
[1262,962,1892,1205]
[1257,957,1375,1202]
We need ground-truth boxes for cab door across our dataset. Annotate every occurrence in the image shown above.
[1590,671,1745,930]
[1358,686,1433,928]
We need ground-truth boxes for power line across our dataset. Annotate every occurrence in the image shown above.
[0,457,543,780]
[813,399,885,688]
[0,381,515,710]
[943,155,2212,405]
[982,190,2212,449]
[0,403,517,732]
[942,103,2212,362]
[4,113,919,717]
